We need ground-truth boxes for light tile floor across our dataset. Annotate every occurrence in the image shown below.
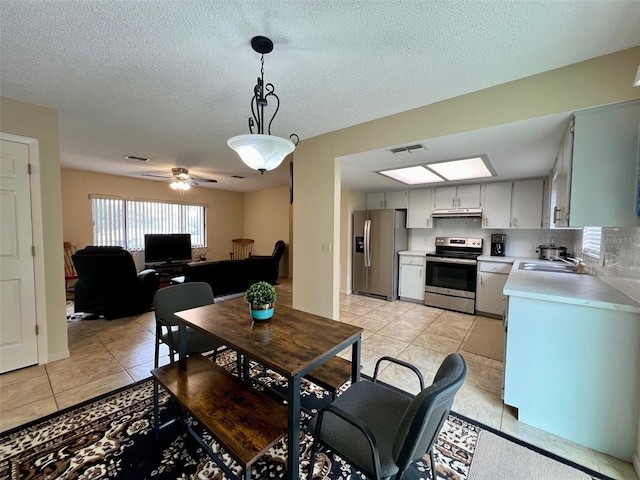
[0,280,636,480]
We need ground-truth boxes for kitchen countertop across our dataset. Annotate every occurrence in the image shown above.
[477,255,518,263]
[504,258,640,313]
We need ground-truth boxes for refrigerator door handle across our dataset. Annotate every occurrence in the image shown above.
[364,219,371,267]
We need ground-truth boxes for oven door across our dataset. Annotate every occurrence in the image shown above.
[425,256,477,298]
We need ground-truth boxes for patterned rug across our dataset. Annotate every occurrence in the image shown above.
[0,352,610,480]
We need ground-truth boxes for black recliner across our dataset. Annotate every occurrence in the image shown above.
[249,240,286,279]
[72,246,159,319]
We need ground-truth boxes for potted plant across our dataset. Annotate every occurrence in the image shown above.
[244,281,277,321]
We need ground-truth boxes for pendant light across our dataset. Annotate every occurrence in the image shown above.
[227,36,298,174]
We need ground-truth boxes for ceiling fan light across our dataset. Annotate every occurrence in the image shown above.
[170,181,179,190]
[227,134,295,173]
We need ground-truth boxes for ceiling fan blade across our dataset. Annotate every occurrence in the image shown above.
[141,173,171,179]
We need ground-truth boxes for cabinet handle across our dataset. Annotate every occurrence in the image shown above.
[452,198,455,208]
[553,206,561,223]
[513,217,517,227]
[480,274,483,285]
[457,198,460,207]
[484,217,487,227]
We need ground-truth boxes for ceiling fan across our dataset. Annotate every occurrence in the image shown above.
[141,167,217,190]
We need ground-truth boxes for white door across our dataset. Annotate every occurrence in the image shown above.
[0,139,38,373]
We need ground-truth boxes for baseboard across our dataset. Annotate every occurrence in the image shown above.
[47,349,70,363]
[633,452,640,479]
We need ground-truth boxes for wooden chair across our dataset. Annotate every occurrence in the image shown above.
[230,238,254,260]
[64,241,78,291]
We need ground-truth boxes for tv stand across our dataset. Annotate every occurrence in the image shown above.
[146,261,189,284]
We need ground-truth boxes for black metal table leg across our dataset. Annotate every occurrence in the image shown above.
[286,374,301,480]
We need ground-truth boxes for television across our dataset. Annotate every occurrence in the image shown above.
[144,233,192,264]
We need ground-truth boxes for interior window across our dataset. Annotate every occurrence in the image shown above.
[581,226,602,259]
[91,195,206,250]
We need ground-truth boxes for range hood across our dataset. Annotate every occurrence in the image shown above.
[431,208,483,218]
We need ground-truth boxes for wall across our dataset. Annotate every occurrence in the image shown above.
[293,47,640,319]
[0,96,67,362]
[243,186,290,276]
[61,169,244,263]
[339,188,366,293]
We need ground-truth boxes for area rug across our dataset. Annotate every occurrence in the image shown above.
[468,430,591,480]
[461,317,505,362]
[0,354,610,480]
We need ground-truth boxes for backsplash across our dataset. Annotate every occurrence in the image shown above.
[601,227,640,280]
[408,218,579,258]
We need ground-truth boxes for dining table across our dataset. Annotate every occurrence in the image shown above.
[175,296,363,480]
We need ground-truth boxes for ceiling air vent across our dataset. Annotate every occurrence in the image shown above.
[231,175,245,179]
[125,155,149,162]
[389,144,423,154]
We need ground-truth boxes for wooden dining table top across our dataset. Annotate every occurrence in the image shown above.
[175,296,363,377]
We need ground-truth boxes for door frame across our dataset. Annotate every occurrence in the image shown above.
[1,132,48,365]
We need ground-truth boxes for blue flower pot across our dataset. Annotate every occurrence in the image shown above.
[250,304,274,322]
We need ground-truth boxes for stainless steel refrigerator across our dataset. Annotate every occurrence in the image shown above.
[353,209,408,300]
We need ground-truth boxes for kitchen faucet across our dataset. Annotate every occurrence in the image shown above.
[551,255,586,273]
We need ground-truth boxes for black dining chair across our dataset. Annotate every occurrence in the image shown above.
[153,282,233,368]
[307,353,468,480]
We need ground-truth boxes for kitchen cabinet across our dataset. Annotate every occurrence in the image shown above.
[366,190,408,210]
[475,260,512,316]
[511,179,543,229]
[481,179,543,229]
[481,182,512,229]
[549,121,573,228]
[569,99,640,227]
[398,254,425,302]
[433,184,480,210]
[407,188,434,228]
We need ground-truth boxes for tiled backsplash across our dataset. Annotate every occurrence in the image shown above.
[601,227,640,280]
[409,218,580,258]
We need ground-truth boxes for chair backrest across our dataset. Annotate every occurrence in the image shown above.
[271,240,286,262]
[72,246,139,286]
[230,238,254,260]
[64,241,78,279]
[392,353,468,471]
[153,282,215,327]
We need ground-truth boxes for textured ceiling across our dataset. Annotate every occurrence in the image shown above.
[1,1,639,192]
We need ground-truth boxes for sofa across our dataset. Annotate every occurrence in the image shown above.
[72,246,160,319]
[175,256,278,298]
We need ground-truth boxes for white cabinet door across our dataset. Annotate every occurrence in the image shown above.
[434,185,480,209]
[550,123,573,228]
[433,186,457,209]
[457,184,481,209]
[399,256,425,302]
[366,192,385,210]
[385,190,408,209]
[476,271,509,316]
[511,179,543,229]
[407,188,433,228]
[482,182,512,229]
[570,99,640,227]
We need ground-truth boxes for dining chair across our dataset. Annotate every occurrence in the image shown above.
[229,238,254,260]
[63,241,79,291]
[307,353,468,480]
[153,282,233,368]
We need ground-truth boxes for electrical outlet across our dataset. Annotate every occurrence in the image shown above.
[322,241,332,253]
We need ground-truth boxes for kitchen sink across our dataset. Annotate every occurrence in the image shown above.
[518,262,578,274]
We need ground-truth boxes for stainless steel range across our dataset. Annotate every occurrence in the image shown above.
[424,237,483,314]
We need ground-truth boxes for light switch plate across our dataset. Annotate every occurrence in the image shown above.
[322,241,332,253]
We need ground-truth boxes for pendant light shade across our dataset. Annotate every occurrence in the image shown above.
[228,36,298,174]
[227,134,295,173]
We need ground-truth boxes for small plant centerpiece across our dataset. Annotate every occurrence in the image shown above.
[245,281,277,322]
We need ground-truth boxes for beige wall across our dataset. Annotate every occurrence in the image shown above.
[243,186,290,276]
[61,168,245,262]
[339,188,366,293]
[293,46,640,319]
[0,96,67,361]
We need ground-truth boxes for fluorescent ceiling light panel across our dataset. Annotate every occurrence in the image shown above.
[379,166,444,185]
[428,156,493,181]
